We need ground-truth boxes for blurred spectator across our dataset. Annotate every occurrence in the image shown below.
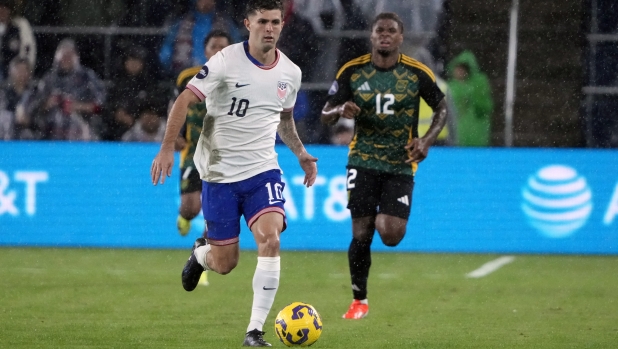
[278,0,318,82]
[159,0,241,76]
[23,39,105,141]
[121,104,166,142]
[0,0,35,79]
[446,50,493,146]
[335,0,370,70]
[104,45,168,141]
[329,117,354,146]
[0,57,35,139]
[11,17,35,69]
[1,0,36,70]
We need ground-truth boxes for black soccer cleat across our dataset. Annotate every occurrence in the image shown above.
[242,329,272,347]
[181,237,207,291]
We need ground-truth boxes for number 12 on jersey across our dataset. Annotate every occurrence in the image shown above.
[375,93,394,115]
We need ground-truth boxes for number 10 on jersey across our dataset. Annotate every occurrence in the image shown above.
[228,97,250,117]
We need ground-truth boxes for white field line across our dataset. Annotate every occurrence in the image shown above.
[466,256,516,278]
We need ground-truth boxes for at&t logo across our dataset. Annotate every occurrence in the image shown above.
[0,170,48,216]
[521,165,593,238]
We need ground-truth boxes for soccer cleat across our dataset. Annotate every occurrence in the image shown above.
[199,271,209,286]
[181,237,206,291]
[342,299,369,319]
[242,329,272,347]
[177,215,191,236]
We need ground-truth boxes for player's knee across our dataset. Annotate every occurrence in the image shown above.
[188,205,201,219]
[261,235,280,252]
[218,264,235,275]
[352,230,373,243]
[210,250,239,275]
[180,205,200,220]
[381,235,403,247]
[377,228,406,247]
[216,259,238,275]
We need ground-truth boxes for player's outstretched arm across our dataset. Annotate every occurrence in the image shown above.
[151,89,200,185]
[320,101,360,125]
[278,111,318,187]
[405,98,448,164]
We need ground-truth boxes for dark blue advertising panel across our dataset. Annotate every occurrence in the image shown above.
[1,142,617,254]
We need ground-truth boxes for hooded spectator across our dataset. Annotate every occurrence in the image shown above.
[447,50,493,146]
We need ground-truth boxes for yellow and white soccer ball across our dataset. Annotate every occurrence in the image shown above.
[274,302,323,347]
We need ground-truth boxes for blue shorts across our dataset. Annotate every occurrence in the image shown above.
[201,169,287,246]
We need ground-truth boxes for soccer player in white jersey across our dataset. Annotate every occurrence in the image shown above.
[151,0,317,346]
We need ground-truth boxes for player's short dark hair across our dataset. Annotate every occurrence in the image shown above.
[203,30,233,49]
[372,12,404,34]
[245,0,283,18]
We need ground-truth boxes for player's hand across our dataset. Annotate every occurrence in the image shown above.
[151,149,175,185]
[298,152,318,187]
[404,137,431,164]
[338,101,361,119]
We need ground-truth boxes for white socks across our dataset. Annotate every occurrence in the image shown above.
[194,244,211,270]
[247,256,281,332]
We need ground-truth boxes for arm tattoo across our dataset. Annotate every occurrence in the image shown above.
[278,111,306,157]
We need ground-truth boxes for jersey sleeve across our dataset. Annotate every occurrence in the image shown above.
[186,51,226,102]
[282,65,302,112]
[326,66,354,106]
[418,69,445,110]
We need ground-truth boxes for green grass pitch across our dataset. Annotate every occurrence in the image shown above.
[1,247,617,348]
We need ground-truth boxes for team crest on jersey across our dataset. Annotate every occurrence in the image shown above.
[396,80,409,92]
[196,65,209,79]
[277,81,287,100]
[328,80,339,95]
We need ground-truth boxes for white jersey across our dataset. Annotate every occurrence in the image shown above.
[187,42,302,183]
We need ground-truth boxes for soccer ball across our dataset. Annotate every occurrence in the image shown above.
[274,302,323,347]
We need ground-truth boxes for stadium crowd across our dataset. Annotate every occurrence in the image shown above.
[0,0,500,146]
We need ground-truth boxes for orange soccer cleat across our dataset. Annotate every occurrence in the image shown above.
[342,299,369,319]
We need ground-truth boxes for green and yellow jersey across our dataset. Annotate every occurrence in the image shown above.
[176,66,207,169]
[327,54,444,176]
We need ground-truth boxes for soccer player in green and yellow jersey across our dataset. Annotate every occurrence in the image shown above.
[321,12,448,319]
[174,30,232,286]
